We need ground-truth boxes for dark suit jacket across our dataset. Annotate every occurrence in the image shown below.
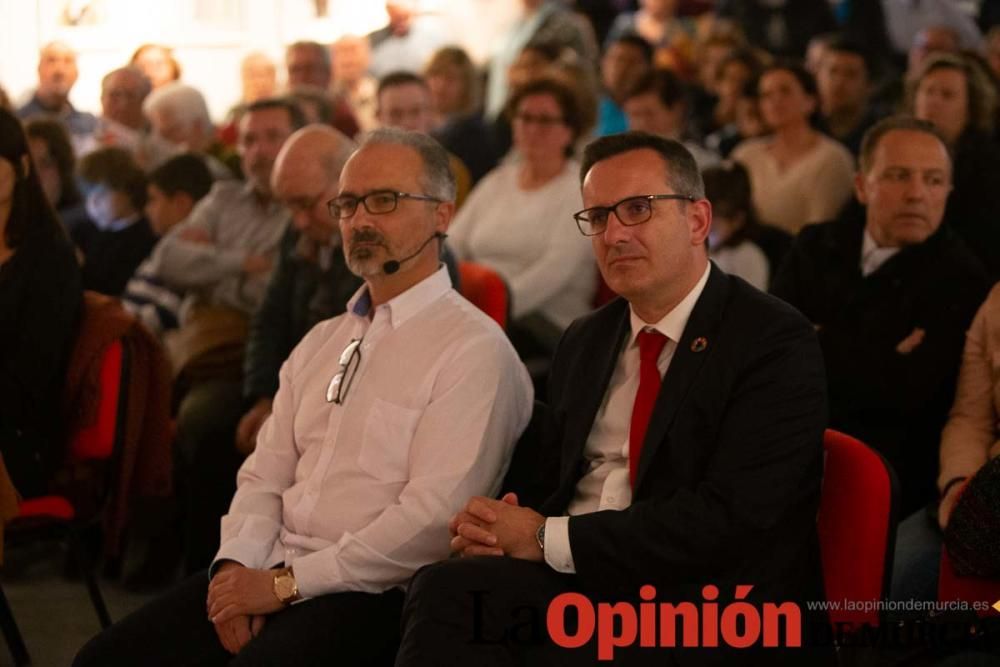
[771,212,991,516]
[536,265,828,647]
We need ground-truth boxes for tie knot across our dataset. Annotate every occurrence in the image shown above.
[637,330,668,364]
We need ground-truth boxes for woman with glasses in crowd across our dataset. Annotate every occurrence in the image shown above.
[447,76,594,359]
[0,108,82,497]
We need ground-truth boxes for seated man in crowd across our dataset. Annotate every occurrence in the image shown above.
[396,132,830,665]
[597,33,652,137]
[623,68,720,169]
[122,152,216,336]
[17,41,96,150]
[74,128,533,666]
[79,66,172,167]
[815,34,883,156]
[376,71,471,207]
[284,40,360,138]
[144,82,241,178]
[772,116,992,517]
[181,124,362,573]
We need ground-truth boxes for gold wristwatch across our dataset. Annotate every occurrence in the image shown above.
[273,566,300,605]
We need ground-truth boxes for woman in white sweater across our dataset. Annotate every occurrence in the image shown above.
[448,76,595,352]
[732,62,854,235]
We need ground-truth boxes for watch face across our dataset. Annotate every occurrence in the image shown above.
[275,574,296,601]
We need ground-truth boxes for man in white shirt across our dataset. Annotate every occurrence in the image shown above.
[395,131,831,666]
[73,128,533,666]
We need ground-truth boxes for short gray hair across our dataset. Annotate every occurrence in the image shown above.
[143,82,213,134]
[359,127,456,202]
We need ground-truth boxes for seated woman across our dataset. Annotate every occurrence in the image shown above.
[24,117,89,233]
[0,108,82,497]
[732,62,855,235]
[447,76,594,357]
[425,46,501,184]
[908,51,1000,278]
[892,284,1000,602]
[73,147,157,296]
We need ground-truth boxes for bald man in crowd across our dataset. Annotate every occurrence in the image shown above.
[17,41,97,150]
[180,124,361,572]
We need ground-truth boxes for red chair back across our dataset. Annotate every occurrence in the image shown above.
[817,429,898,629]
[938,544,1000,617]
[457,261,510,329]
[69,339,126,462]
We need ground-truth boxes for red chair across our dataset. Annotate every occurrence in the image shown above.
[0,339,127,665]
[817,429,899,631]
[457,261,510,329]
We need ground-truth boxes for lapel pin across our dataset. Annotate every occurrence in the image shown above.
[691,337,708,353]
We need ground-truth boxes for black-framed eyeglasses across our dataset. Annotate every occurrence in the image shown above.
[326,337,363,404]
[572,194,696,236]
[327,190,442,220]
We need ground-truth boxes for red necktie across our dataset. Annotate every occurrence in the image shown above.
[630,330,668,490]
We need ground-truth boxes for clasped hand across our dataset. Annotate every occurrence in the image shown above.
[448,492,545,562]
[205,562,283,654]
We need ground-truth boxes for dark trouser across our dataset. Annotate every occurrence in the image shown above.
[395,556,588,667]
[396,557,837,667]
[74,570,404,667]
[174,379,246,573]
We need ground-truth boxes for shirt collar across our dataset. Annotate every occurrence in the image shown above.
[861,228,901,276]
[627,262,711,348]
[347,264,453,329]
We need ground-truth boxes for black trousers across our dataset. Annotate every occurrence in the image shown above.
[73,570,403,667]
[396,556,586,667]
[395,556,836,667]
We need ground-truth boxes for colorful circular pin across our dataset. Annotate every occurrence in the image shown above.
[691,337,708,352]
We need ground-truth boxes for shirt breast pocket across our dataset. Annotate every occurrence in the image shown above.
[358,398,420,482]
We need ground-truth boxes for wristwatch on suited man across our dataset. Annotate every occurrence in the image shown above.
[273,566,300,604]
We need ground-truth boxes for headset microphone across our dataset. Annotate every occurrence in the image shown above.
[382,232,447,275]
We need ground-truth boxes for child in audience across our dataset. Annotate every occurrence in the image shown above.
[122,153,214,335]
[73,147,156,296]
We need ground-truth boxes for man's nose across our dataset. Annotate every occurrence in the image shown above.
[601,211,632,244]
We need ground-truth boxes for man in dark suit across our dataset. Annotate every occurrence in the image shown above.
[771,116,991,518]
[394,132,830,666]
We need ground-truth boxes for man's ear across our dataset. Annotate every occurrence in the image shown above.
[19,153,31,180]
[689,199,712,247]
[435,200,455,232]
[853,171,868,205]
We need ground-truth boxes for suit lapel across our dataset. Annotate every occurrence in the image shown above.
[562,302,630,483]
[635,264,730,491]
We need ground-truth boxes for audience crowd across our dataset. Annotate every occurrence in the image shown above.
[1,1,999,665]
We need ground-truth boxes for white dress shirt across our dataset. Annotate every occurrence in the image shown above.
[861,228,901,277]
[213,266,534,597]
[544,263,711,574]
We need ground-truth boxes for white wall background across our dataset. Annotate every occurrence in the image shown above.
[0,0,521,121]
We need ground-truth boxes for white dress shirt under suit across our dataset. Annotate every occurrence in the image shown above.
[544,263,711,573]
